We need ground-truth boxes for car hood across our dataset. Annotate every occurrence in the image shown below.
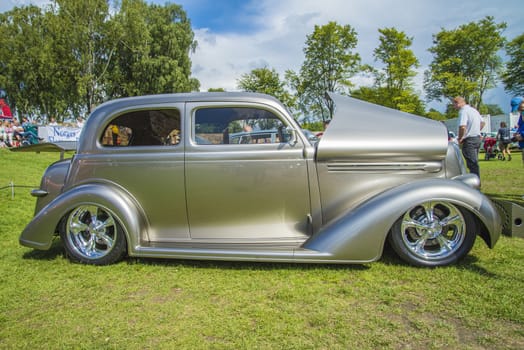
[316,93,448,162]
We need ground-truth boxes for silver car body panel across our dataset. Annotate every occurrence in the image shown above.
[19,92,502,263]
[316,93,452,224]
[318,93,449,162]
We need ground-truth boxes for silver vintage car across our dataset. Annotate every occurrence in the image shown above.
[19,92,503,267]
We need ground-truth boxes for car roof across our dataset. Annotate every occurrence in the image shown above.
[95,92,283,110]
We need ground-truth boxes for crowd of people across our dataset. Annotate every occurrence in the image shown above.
[1,109,85,149]
[0,116,42,148]
[1,89,90,148]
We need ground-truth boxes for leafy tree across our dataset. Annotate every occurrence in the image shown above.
[0,6,55,119]
[374,28,418,93]
[350,86,382,105]
[424,16,506,110]
[286,21,360,122]
[208,88,226,92]
[300,120,324,131]
[237,67,295,110]
[481,103,504,116]
[103,0,149,99]
[108,1,199,99]
[136,2,199,93]
[392,89,426,116]
[502,33,524,96]
[0,0,199,120]
[426,108,447,121]
[51,0,116,115]
[352,28,425,115]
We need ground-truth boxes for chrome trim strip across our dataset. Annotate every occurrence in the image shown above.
[326,162,442,173]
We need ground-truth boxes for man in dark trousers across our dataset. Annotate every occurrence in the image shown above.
[453,96,485,178]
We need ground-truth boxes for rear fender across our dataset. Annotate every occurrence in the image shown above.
[304,178,502,261]
[19,183,148,251]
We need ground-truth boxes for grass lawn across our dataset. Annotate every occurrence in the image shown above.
[0,149,523,349]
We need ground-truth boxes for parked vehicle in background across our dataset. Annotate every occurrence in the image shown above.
[448,131,458,144]
[17,92,506,267]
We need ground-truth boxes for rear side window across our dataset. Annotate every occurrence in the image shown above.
[194,107,290,145]
[100,109,181,147]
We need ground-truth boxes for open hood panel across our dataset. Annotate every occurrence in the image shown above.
[317,93,448,162]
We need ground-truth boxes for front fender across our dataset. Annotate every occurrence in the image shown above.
[303,178,502,261]
[19,183,148,251]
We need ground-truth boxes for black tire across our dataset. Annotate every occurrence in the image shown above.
[60,204,127,265]
[388,201,477,267]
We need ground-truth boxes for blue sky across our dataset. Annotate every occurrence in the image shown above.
[2,0,523,112]
[172,0,261,34]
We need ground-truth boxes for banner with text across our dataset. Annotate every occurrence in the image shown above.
[38,126,82,142]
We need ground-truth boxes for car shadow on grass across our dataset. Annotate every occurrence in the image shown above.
[129,257,373,271]
[126,256,371,271]
[20,238,496,276]
[380,241,498,276]
[22,238,64,261]
[20,239,368,270]
[454,253,502,278]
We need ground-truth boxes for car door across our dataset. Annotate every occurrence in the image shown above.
[185,103,311,242]
[74,106,189,242]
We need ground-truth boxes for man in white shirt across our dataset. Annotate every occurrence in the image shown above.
[453,96,485,178]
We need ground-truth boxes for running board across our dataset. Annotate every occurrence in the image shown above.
[128,243,374,263]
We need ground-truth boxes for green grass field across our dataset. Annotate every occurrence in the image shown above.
[1,149,523,349]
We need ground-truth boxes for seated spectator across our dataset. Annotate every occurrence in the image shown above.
[0,121,5,147]
[3,120,14,147]
[23,117,40,137]
[13,118,40,145]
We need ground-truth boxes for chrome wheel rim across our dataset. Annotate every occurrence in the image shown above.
[66,205,117,259]
[400,201,466,261]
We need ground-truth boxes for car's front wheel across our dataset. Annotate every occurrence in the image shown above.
[60,204,127,265]
[388,201,476,267]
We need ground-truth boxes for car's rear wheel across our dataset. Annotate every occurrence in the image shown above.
[388,201,476,267]
[60,204,127,265]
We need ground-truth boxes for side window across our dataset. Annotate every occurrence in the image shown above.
[100,109,181,147]
[194,107,290,145]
